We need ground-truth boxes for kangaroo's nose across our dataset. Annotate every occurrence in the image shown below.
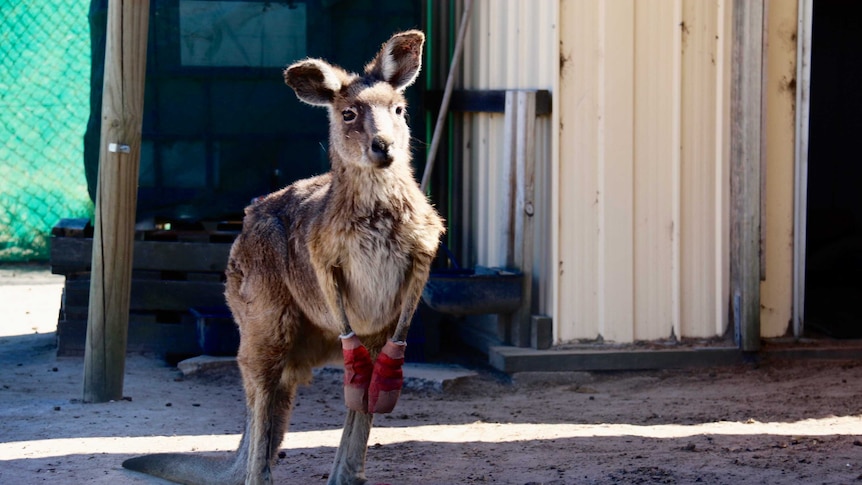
[371,136,391,155]
[370,135,394,167]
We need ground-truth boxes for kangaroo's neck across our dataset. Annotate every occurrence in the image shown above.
[328,160,417,215]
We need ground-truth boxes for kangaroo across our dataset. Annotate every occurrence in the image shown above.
[122,30,444,485]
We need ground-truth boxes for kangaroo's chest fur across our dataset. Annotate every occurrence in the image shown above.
[337,203,410,328]
[316,173,433,335]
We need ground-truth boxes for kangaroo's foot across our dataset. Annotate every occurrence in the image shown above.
[341,334,373,412]
[368,340,405,414]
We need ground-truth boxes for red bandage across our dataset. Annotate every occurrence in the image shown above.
[368,340,406,414]
[341,335,372,412]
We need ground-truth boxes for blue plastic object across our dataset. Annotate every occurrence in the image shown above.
[191,306,239,356]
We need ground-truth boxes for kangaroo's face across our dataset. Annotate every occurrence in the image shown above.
[329,80,410,169]
[284,31,424,170]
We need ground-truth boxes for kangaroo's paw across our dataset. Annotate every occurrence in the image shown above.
[341,334,373,412]
[368,340,405,414]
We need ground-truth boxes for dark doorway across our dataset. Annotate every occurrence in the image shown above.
[804,0,862,338]
[84,0,426,224]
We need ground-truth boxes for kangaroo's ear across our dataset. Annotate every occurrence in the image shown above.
[365,30,425,91]
[284,59,345,106]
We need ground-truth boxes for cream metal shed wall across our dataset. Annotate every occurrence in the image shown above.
[459,0,560,318]
[557,0,732,342]
[458,0,799,345]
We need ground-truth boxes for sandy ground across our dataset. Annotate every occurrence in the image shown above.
[2,264,862,484]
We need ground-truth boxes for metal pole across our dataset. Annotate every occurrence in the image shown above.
[420,0,473,193]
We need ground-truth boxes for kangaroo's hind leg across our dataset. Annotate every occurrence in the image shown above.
[328,409,374,485]
[227,261,302,484]
[237,357,300,484]
[234,314,302,485]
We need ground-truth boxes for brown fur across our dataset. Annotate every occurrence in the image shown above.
[123,30,443,485]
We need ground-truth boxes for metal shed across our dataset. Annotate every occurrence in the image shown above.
[444,0,862,370]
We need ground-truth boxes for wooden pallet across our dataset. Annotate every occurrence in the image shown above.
[51,219,237,357]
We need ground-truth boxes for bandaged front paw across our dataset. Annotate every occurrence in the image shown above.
[368,340,406,414]
[341,334,372,412]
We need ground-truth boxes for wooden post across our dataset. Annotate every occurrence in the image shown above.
[510,91,537,347]
[730,0,763,352]
[83,0,150,403]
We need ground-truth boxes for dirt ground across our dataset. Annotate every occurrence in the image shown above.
[2,264,862,484]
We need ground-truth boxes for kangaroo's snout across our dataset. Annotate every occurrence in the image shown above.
[370,134,394,167]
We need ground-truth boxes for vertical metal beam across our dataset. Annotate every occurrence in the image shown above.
[730,0,764,351]
[792,0,813,338]
[511,91,537,347]
[84,0,150,403]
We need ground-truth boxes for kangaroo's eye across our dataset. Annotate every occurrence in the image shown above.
[342,109,357,122]
[395,106,404,116]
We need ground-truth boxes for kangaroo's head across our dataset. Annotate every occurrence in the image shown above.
[284,31,424,170]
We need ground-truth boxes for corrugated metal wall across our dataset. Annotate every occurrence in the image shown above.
[459,0,559,317]
[557,0,732,342]
[457,1,798,345]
